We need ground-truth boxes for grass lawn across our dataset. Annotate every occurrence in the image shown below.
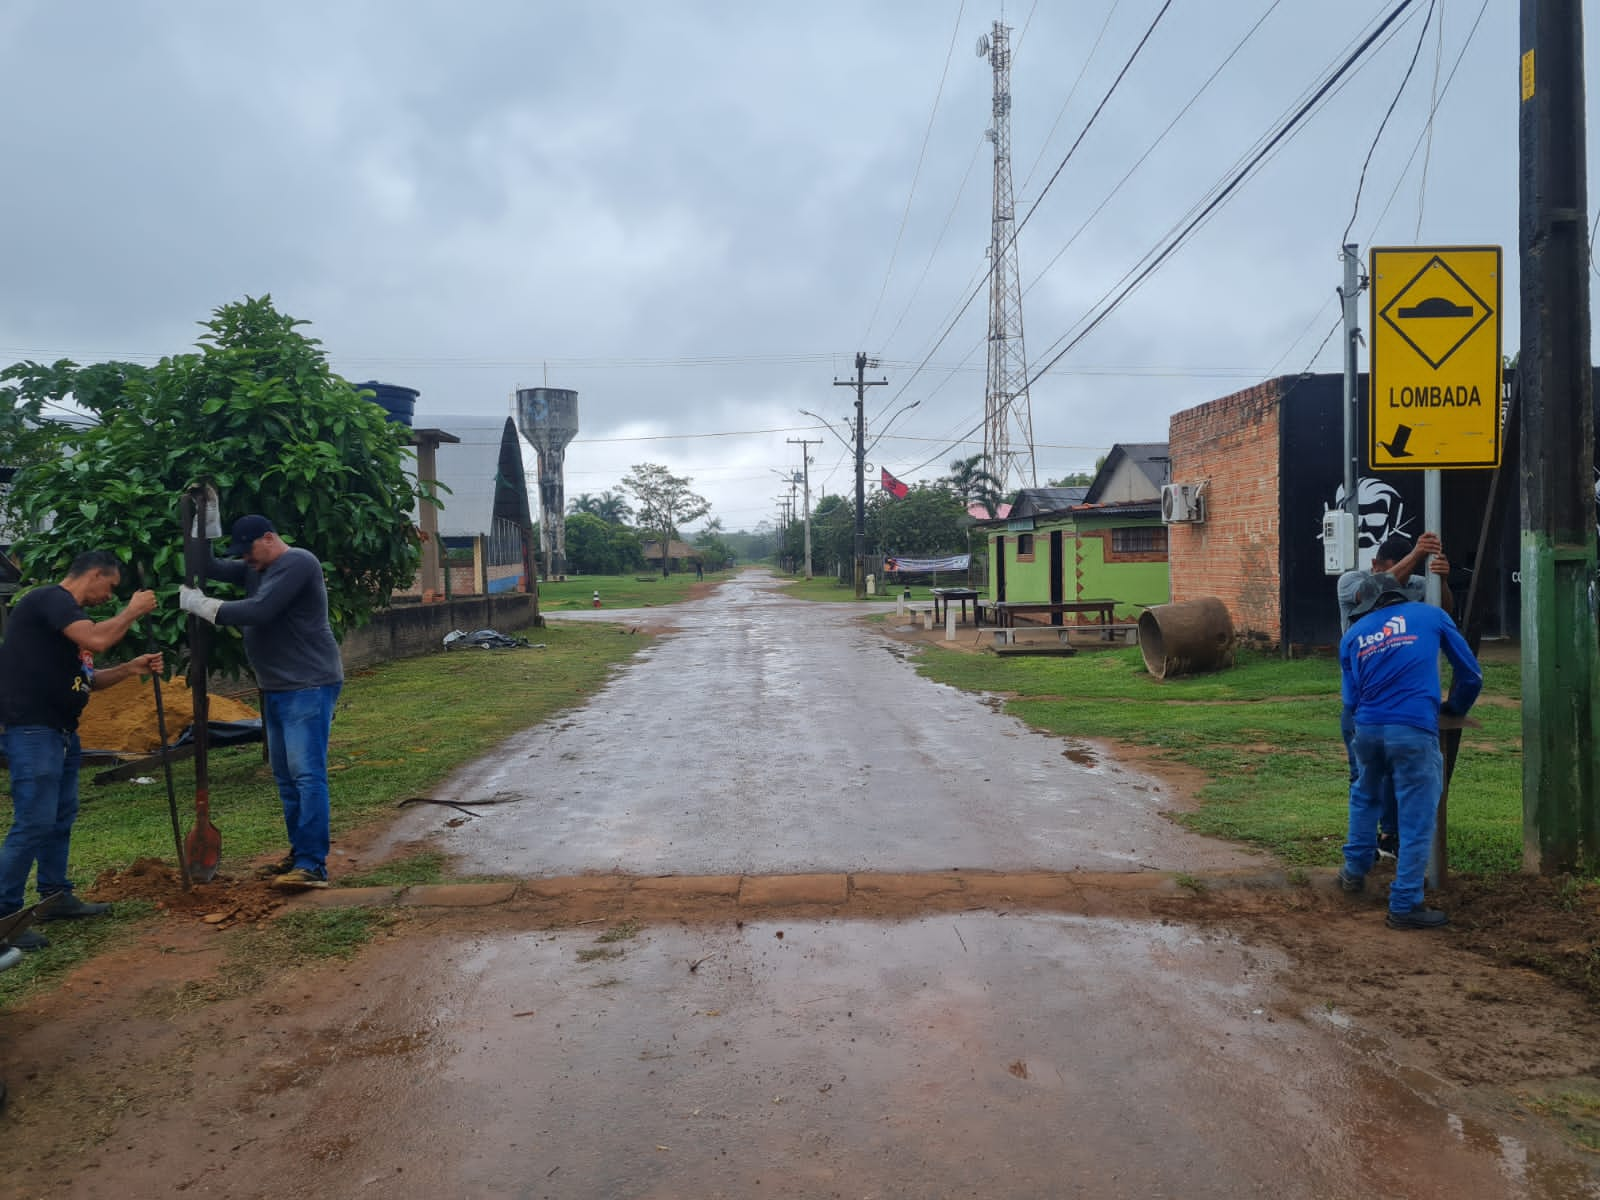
[537,571,732,610]
[775,574,972,604]
[911,645,1525,874]
[0,618,650,1003]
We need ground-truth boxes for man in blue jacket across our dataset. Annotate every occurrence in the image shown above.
[1337,575,1482,929]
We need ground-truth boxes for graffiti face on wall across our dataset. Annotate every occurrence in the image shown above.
[1323,477,1412,571]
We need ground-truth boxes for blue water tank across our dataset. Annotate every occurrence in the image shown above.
[357,380,419,426]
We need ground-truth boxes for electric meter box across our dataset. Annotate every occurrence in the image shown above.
[1323,510,1356,575]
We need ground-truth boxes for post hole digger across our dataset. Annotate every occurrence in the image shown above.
[179,486,223,883]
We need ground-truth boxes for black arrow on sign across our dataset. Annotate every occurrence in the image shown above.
[1380,424,1416,458]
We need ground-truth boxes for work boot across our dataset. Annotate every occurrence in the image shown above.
[271,868,329,891]
[1386,905,1449,930]
[1337,868,1365,894]
[36,894,110,920]
[7,929,49,951]
[254,854,295,880]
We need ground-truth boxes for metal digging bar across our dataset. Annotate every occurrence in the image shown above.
[180,487,222,882]
[138,565,190,891]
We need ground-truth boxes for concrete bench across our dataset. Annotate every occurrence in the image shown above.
[992,627,1074,647]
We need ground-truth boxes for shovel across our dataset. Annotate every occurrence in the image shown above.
[180,486,223,882]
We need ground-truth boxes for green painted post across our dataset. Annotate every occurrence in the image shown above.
[1518,0,1600,871]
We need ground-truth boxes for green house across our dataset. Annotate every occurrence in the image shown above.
[982,444,1171,621]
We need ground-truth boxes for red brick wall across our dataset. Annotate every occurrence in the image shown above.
[1167,380,1283,646]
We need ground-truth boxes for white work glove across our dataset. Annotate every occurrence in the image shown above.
[178,585,223,625]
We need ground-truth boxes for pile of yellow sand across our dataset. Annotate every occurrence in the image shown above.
[78,677,259,754]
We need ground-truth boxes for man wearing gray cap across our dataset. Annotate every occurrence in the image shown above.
[1334,531,1452,857]
[179,515,343,890]
[1337,574,1480,929]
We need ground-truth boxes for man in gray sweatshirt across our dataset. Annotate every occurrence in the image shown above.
[180,515,343,890]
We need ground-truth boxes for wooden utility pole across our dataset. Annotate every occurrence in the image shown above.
[1518,0,1600,870]
[834,353,887,599]
[787,437,821,579]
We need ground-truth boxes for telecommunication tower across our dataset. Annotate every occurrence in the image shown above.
[977,20,1036,493]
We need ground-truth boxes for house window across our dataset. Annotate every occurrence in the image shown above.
[1111,526,1168,554]
[1016,533,1035,561]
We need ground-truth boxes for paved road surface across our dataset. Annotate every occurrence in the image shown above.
[379,571,1260,878]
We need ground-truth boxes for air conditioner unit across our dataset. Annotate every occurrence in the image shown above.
[1161,482,1205,524]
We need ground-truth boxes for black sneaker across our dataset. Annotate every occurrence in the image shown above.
[7,928,49,951]
[1386,905,1449,930]
[1376,831,1399,858]
[254,854,296,880]
[1337,868,1365,893]
[36,894,110,921]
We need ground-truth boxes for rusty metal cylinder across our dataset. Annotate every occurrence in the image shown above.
[1138,598,1236,680]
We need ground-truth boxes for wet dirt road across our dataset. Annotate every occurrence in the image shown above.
[11,572,1600,1197]
[23,911,1594,1200]
[378,572,1259,878]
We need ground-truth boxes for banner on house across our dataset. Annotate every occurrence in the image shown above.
[884,555,970,573]
[880,469,910,498]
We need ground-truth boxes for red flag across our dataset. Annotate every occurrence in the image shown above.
[880,468,909,499]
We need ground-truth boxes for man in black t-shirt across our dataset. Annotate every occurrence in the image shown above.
[0,551,160,950]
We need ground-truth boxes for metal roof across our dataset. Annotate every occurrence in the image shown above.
[418,415,533,537]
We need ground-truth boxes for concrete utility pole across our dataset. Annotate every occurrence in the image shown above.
[787,437,821,579]
[834,352,887,598]
[1518,0,1600,871]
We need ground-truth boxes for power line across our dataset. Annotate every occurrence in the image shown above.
[861,0,967,347]
[870,0,1171,419]
[1341,0,1436,245]
[1024,0,1284,301]
[1413,0,1445,239]
[1025,0,1421,391]
[1018,0,1121,194]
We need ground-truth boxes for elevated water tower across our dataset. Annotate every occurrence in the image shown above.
[515,387,579,578]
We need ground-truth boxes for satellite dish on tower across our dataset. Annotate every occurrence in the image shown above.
[975,33,990,58]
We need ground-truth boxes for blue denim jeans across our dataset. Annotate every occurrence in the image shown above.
[0,726,83,914]
[262,684,340,877]
[1340,705,1397,836]
[1342,723,1444,913]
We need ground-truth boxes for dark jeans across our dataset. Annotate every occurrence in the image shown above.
[1342,724,1444,914]
[1341,704,1397,835]
[262,684,340,877]
[0,726,82,914]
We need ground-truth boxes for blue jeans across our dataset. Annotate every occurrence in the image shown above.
[262,685,340,877]
[1340,705,1397,836]
[0,726,83,914]
[1342,724,1444,913]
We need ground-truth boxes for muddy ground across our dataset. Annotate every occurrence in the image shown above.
[3,577,1599,1195]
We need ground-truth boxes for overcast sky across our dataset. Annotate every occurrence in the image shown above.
[2,1,1593,533]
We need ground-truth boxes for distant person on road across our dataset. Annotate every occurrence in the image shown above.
[1334,531,1452,858]
[0,551,162,949]
[1337,574,1481,930]
[179,515,342,891]
[695,559,704,581]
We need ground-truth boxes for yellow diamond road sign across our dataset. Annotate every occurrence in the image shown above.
[1369,245,1503,470]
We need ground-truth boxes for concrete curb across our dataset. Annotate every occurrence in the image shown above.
[291,867,1330,920]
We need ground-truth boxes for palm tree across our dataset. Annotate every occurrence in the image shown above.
[568,493,600,516]
[941,454,1003,517]
[595,490,633,524]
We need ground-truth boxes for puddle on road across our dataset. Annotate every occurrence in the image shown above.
[1061,742,1098,768]
[318,914,1597,1199]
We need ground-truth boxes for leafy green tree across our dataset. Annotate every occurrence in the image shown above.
[565,511,644,574]
[941,454,1004,517]
[620,463,710,577]
[6,296,424,674]
[869,485,965,555]
[693,521,734,570]
[808,495,855,573]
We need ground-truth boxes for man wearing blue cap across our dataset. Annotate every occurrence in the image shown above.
[179,516,343,890]
[1337,573,1480,929]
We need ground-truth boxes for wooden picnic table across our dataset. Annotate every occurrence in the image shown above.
[930,587,980,625]
[985,598,1119,633]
